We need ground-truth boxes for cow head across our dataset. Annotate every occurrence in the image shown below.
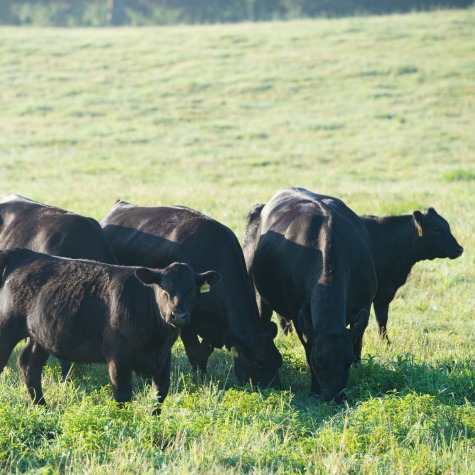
[225,321,283,389]
[413,208,463,260]
[309,309,369,403]
[135,263,220,328]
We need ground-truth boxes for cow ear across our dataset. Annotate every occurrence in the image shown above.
[195,270,221,288]
[427,207,437,215]
[348,308,369,340]
[413,211,424,237]
[135,268,163,285]
[413,210,423,224]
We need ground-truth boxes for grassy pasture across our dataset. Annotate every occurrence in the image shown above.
[0,9,475,473]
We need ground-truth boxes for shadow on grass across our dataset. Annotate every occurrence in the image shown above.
[5,340,474,422]
[171,343,475,420]
[284,352,475,424]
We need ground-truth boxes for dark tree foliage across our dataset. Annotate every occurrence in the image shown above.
[0,0,473,26]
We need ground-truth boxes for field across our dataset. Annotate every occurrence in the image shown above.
[1,9,475,473]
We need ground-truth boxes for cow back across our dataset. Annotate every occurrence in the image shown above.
[0,194,117,264]
[254,187,376,325]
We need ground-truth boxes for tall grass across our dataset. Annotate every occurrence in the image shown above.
[0,9,474,473]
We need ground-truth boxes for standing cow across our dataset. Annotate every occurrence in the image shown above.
[360,208,463,342]
[243,188,377,402]
[100,201,283,388]
[0,248,220,414]
[0,194,119,378]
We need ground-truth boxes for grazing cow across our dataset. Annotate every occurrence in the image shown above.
[0,194,119,378]
[243,188,377,402]
[360,207,463,342]
[100,201,283,388]
[0,248,219,414]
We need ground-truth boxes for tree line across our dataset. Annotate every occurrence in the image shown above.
[0,0,473,26]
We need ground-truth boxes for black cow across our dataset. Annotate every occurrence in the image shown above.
[243,188,377,402]
[0,194,119,378]
[360,207,463,342]
[0,248,219,414]
[100,201,283,388]
[0,195,118,263]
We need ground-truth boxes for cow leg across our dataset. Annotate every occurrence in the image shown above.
[256,294,273,324]
[373,300,391,344]
[276,313,293,335]
[59,358,73,381]
[0,339,22,374]
[198,339,214,372]
[18,340,49,405]
[352,331,364,364]
[181,326,212,374]
[106,354,133,406]
[310,369,323,396]
[351,307,371,363]
[151,351,171,416]
[0,320,29,374]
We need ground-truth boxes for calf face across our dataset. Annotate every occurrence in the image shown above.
[413,208,463,260]
[135,263,220,327]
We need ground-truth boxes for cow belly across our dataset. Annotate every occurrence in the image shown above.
[27,311,106,364]
[28,329,106,364]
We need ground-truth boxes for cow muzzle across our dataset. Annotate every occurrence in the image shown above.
[322,388,347,404]
[169,310,190,327]
[450,245,464,259]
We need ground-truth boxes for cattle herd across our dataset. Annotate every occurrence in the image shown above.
[0,189,463,414]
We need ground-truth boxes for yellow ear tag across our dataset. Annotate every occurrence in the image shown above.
[417,226,423,237]
[200,281,210,293]
[230,346,239,357]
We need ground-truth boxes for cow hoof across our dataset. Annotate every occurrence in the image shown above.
[151,406,162,417]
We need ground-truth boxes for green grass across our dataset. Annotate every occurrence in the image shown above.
[1,9,475,473]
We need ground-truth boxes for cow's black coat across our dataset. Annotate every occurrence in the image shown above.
[243,188,377,402]
[0,248,219,414]
[361,207,463,342]
[0,194,119,378]
[101,201,283,388]
[0,194,117,263]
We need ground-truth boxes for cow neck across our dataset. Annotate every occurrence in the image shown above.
[363,214,421,282]
[227,307,262,346]
[120,278,169,345]
[222,285,263,346]
[309,282,348,334]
